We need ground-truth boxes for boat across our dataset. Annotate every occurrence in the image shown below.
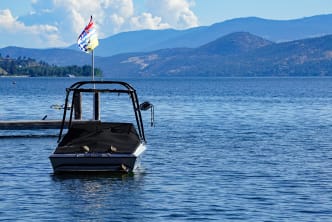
[67,74,76,78]
[49,81,153,173]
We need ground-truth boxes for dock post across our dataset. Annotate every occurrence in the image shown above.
[73,91,82,120]
[94,92,100,120]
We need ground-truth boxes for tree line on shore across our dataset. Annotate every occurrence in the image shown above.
[0,54,102,77]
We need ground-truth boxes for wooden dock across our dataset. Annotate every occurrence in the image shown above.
[0,120,91,130]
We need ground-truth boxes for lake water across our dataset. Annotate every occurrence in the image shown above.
[0,77,331,221]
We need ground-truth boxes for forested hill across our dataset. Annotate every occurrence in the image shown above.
[1,32,332,77]
[0,55,102,77]
[95,32,332,77]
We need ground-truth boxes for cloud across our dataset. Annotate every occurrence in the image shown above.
[0,0,199,48]
[51,0,104,34]
[0,9,65,47]
[0,9,20,30]
[128,0,198,31]
[145,0,198,28]
[101,0,135,33]
[130,13,170,30]
[101,0,134,18]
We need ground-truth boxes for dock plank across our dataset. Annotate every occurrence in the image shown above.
[0,120,94,130]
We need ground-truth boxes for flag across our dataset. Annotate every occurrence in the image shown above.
[77,16,99,53]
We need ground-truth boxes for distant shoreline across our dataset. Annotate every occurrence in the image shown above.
[1,75,332,79]
[0,75,30,78]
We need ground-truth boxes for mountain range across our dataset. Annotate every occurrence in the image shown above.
[1,14,332,77]
[97,32,332,77]
[69,14,332,57]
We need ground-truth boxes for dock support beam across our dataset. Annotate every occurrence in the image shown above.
[94,92,100,120]
[73,91,82,120]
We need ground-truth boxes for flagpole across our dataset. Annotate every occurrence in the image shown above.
[92,49,95,81]
[77,15,99,119]
[92,49,99,120]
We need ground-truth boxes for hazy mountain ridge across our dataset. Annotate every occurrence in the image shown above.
[98,32,332,77]
[67,14,332,57]
[1,14,332,77]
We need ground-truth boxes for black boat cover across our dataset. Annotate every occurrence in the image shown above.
[54,121,141,154]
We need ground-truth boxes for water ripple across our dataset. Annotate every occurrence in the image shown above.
[0,77,332,221]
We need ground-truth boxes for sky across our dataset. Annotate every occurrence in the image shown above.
[0,0,332,48]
